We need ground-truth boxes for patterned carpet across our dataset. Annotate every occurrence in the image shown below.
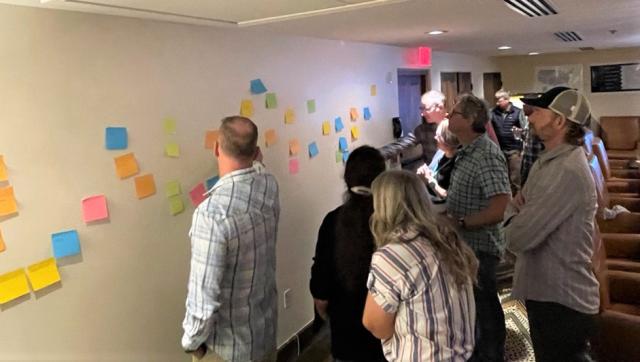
[502,299,535,361]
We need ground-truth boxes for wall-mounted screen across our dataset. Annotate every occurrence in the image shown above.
[591,63,640,93]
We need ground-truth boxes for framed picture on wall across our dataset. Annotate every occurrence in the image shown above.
[591,63,640,93]
[534,64,583,92]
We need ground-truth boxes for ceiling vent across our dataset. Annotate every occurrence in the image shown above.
[504,0,558,17]
[579,47,595,51]
[554,31,583,42]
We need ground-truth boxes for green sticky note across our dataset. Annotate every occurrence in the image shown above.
[265,93,278,109]
[165,180,181,197]
[165,143,180,157]
[163,117,177,134]
[169,195,184,215]
[336,150,342,163]
[307,99,316,113]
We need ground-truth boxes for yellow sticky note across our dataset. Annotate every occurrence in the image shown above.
[169,195,184,215]
[0,268,30,304]
[165,143,180,158]
[134,174,156,199]
[205,130,219,150]
[350,107,359,121]
[26,258,61,291]
[114,153,139,179]
[289,139,300,156]
[285,108,295,124]
[0,155,8,182]
[0,229,6,253]
[163,117,177,135]
[240,99,254,117]
[351,126,360,140]
[322,121,331,135]
[265,129,277,147]
[371,84,377,96]
[0,185,18,216]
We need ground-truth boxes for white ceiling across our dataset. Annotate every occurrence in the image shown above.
[3,0,640,56]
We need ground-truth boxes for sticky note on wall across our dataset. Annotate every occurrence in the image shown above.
[363,107,372,120]
[240,99,254,117]
[350,108,359,121]
[206,176,219,190]
[0,155,8,181]
[189,183,207,207]
[114,153,139,179]
[307,99,316,114]
[0,229,5,253]
[322,121,331,135]
[265,129,277,147]
[371,84,377,96]
[335,117,344,132]
[339,137,348,152]
[351,126,360,140]
[105,127,128,150]
[165,180,181,197]
[26,258,61,291]
[289,139,300,156]
[308,142,319,158]
[134,174,156,199]
[265,93,278,109]
[169,195,184,216]
[165,143,180,158]
[250,79,267,94]
[163,118,177,135]
[285,108,295,124]
[0,269,30,304]
[289,158,299,175]
[51,230,81,259]
[205,130,219,150]
[81,195,109,223]
[0,185,18,216]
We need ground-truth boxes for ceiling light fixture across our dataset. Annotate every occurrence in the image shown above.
[528,52,540,55]
[427,30,447,35]
[498,46,512,50]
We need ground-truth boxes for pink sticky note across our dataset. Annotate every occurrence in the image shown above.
[189,183,207,207]
[81,195,109,223]
[289,158,299,175]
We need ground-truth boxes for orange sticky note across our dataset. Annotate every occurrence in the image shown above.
[26,258,61,291]
[350,107,359,121]
[351,126,360,140]
[82,195,109,223]
[240,99,254,117]
[0,229,6,253]
[322,121,331,135]
[289,139,300,156]
[284,108,295,124]
[0,268,30,304]
[265,129,277,147]
[0,185,18,216]
[0,155,8,182]
[205,130,219,150]
[134,174,156,199]
[371,84,377,96]
[114,153,139,179]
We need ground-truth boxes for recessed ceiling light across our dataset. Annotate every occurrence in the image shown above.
[528,52,540,55]
[426,30,447,35]
[498,46,512,50]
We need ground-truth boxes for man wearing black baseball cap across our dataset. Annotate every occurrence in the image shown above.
[504,87,599,361]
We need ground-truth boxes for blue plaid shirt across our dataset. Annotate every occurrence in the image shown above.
[447,134,510,257]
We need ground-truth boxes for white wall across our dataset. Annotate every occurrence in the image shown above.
[494,47,640,119]
[0,4,405,361]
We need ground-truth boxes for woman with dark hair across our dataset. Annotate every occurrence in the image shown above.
[310,145,387,362]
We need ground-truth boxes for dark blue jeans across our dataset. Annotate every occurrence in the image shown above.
[469,253,505,362]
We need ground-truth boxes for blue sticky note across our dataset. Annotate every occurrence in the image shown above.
[51,230,81,259]
[335,117,344,132]
[105,127,128,150]
[363,107,372,121]
[308,142,319,158]
[342,151,350,162]
[250,79,267,94]
[206,176,219,190]
[339,137,348,152]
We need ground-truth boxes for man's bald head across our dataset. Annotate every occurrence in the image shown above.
[219,116,258,161]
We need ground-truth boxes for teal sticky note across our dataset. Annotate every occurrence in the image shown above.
[363,107,372,121]
[342,151,350,162]
[308,142,319,158]
[335,117,344,132]
[250,79,267,94]
[307,99,316,114]
[266,93,278,109]
[51,230,81,259]
[105,127,127,150]
[206,176,219,190]
[339,137,348,152]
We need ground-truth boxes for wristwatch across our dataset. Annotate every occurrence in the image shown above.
[457,217,466,229]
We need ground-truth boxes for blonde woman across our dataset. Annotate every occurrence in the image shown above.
[362,170,477,362]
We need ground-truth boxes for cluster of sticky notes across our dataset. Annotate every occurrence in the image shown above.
[134,174,156,199]
[265,129,277,147]
[240,99,254,117]
[0,155,8,182]
[189,183,207,207]
[363,107,372,121]
[308,142,319,158]
[204,130,219,150]
[0,257,63,304]
[106,127,128,150]
[0,185,18,216]
[51,230,81,259]
[0,269,30,304]
[114,153,139,179]
[285,108,295,124]
[82,195,109,223]
[166,180,184,216]
[335,117,344,132]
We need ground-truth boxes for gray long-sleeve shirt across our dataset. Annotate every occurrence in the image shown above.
[505,144,600,314]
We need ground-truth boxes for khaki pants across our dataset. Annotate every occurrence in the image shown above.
[505,151,522,193]
[193,350,277,362]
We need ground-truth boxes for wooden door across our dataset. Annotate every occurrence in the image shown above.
[483,72,503,105]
